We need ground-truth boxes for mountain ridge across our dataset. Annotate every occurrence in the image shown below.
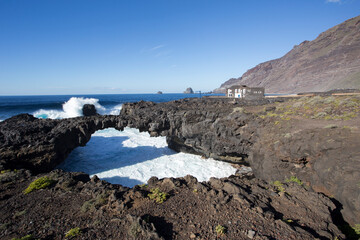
[215,15,360,93]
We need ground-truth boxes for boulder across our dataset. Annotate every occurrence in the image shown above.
[82,104,97,116]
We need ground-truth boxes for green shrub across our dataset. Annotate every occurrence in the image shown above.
[353,224,360,235]
[285,176,303,186]
[148,188,168,203]
[0,169,11,174]
[215,225,227,236]
[24,176,55,194]
[272,181,285,192]
[65,227,82,239]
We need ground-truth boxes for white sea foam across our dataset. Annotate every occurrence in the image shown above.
[58,128,238,187]
[34,97,107,119]
[109,104,122,115]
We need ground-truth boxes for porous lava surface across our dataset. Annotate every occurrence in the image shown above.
[1,95,360,239]
[0,169,343,240]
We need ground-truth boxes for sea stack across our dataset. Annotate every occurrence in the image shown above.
[184,87,194,94]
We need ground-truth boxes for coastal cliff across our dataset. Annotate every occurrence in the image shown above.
[215,15,360,93]
[1,96,360,239]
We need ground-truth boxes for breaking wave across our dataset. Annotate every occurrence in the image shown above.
[33,97,121,119]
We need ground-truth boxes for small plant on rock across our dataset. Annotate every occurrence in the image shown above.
[353,224,360,235]
[272,181,285,193]
[65,227,82,239]
[215,225,227,236]
[24,176,55,194]
[11,235,34,240]
[148,188,168,203]
[285,176,303,186]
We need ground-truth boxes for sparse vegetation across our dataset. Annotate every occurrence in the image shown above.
[232,107,246,114]
[0,169,11,174]
[259,95,360,121]
[65,227,82,239]
[148,188,169,203]
[282,218,294,224]
[272,181,285,193]
[11,235,34,240]
[215,225,227,236]
[353,224,360,235]
[285,176,303,186]
[24,176,55,194]
[14,210,27,218]
[324,124,338,129]
[0,222,11,231]
[129,222,142,237]
[81,192,109,212]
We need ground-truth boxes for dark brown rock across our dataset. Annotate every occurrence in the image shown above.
[215,15,360,93]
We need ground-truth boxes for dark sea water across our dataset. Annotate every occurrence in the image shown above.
[0,93,217,121]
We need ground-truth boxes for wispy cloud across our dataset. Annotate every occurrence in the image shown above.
[149,45,165,51]
[141,44,172,58]
[155,50,172,58]
[326,0,341,3]
[141,44,165,53]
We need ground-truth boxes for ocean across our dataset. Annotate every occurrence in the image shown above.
[0,93,243,187]
[0,93,207,121]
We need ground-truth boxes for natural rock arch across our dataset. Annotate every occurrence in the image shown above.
[0,114,123,173]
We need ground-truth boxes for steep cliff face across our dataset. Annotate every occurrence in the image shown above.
[216,15,360,93]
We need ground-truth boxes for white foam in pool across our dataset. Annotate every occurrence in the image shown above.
[58,128,237,187]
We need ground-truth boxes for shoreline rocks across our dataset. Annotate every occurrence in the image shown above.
[1,96,359,230]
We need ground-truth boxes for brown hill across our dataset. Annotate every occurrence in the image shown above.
[215,15,360,94]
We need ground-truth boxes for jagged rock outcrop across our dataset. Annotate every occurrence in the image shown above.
[215,15,360,93]
[82,104,98,116]
[249,124,360,226]
[120,98,280,162]
[0,114,122,172]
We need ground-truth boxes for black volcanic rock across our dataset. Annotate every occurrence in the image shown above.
[82,104,97,116]
[0,169,344,239]
[0,114,122,173]
[120,98,279,162]
[120,97,360,226]
[1,96,359,228]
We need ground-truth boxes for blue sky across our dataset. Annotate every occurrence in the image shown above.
[0,0,359,95]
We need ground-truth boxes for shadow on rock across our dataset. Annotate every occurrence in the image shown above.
[101,176,144,188]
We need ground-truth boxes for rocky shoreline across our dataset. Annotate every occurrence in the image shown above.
[1,95,360,239]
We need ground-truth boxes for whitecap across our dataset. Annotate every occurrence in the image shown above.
[109,104,122,115]
[34,97,106,119]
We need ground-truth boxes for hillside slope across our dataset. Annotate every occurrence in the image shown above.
[215,15,360,93]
